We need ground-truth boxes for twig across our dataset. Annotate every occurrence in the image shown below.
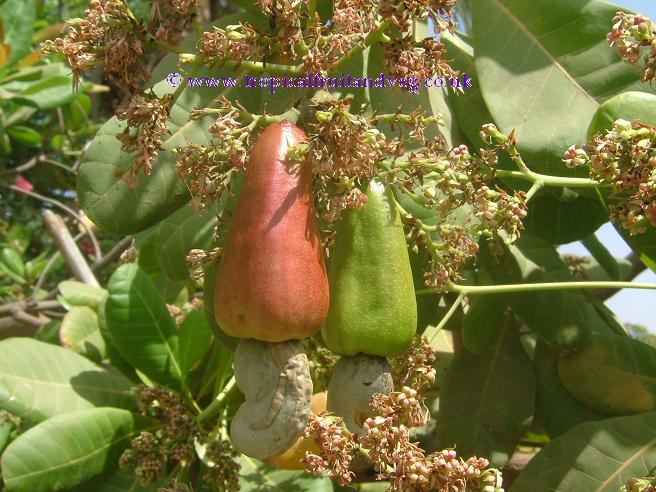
[0,300,60,317]
[91,236,133,273]
[596,252,648,301]
[0,155,39,176]
[42,210,100,287]
[1,183,102,260]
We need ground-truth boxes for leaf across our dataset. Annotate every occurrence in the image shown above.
[558,334,656,415]
[105,263,182,388]
[34,319,61,345]
[534,342,606,439]
[155,205,217,281]
[481,238,596,349]
[178,309,213,377]
[68,470,161,492]
[58,280,107,309]
[436,318,535,467]
[510,412,656,491]
[0,338,134,424]
[0,247,24,278]
[462,294,506,354]
[0,0,36,68]
[77,12,264,235]
[1,408,154,492]
[237,455,334,491]
[470,0,647,177]
[522,189,608,245]
[6,125,41,147]
[60,306,106,363]
[9,75,75,110]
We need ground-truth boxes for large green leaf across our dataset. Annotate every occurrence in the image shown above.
[470,0,647,176]
[178,309,213,378]
[462,294,506,354]
[482,238,600,349]
[77,12,263,235]
[0,0,36,68]
[0,338,134,423]
[586,91,656,272]
[237,455,334,491]
[534,342,607,438]
[105,264,182,388]
[69,470,161,492]
[510,412,656,491]
[1,408,154,492]
[155,204,217,281]
[436,318,535,467]
[57,280,107,310]
[558,334,656,415]
[60,306,106,363]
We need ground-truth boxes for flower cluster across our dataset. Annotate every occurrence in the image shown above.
[199,438,241,492]
[302,338,502,491]
[198,23,263,66]
[115,92,172,185]
[120,386,198,485]
[44,0,197,90]
[379,0,458,33]
[622,476,656,492]
[384,38,458,83]
[563,119,656,235]
[608,11,656,82]
[305,338,340,392]
[302,413,359,486]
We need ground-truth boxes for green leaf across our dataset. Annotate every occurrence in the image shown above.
[462,294,506,354]
[0,338,134,423]
[1,408,154,492]
[4,224,30,253]
[60,306,106,363]
[105,263,182,388]
[34,319,61,345]
[68,470,161,492]
[97,297,138,382]
[0,0,36,68]
[0,247,25,278]
[482,238,595,349]
[470,0,647,176]
[587,91,656,138]
[510,412,656,491]
[6,125,41,147]
[155,205,217,281]
[558,334,656,415]
[237,455,334,491]
[178,309,213,378]
[436,318,535,467]
[522,189,608,245]
[10,75,75,110]
[58,280,107,309]
[534,342,606,439]
[77,12,264,235]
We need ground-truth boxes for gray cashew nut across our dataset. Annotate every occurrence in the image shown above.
[327,353,393,434]
[230,339,313,460]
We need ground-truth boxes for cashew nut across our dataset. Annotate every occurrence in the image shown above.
[230,339,313,459]
[327,353,394,434]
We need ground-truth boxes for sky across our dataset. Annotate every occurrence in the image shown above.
[556,0,656,331]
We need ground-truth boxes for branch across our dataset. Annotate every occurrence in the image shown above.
[595,252,649,301]
[91,236,133,273]
[42,210,100,287]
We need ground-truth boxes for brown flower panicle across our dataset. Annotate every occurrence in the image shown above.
[115,93,172,185]
[608,11,656,82]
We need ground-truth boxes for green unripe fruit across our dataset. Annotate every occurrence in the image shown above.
[321,180,417,357]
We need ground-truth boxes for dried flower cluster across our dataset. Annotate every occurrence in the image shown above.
[302,338,503,491]
[379,0,458,33]
[43,0,197,90]
[563,119,656,235]
[622,476,656,492]
[384,38,458,83]
[608,11,656,82]
[198,23,263,66]
[391,336,437,390]
[199,438,241,492]
[115,93,172,185]
[305,338,340,392]
[186,247,223,281]
[120,386,198,484]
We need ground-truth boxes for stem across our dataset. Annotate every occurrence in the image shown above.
[197,375,236,424]
[494,169,602,189]
[415,280,656,295]
[423,292,465,343]
[524,181,542,202]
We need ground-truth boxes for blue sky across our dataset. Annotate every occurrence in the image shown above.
[557,0,656,330]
